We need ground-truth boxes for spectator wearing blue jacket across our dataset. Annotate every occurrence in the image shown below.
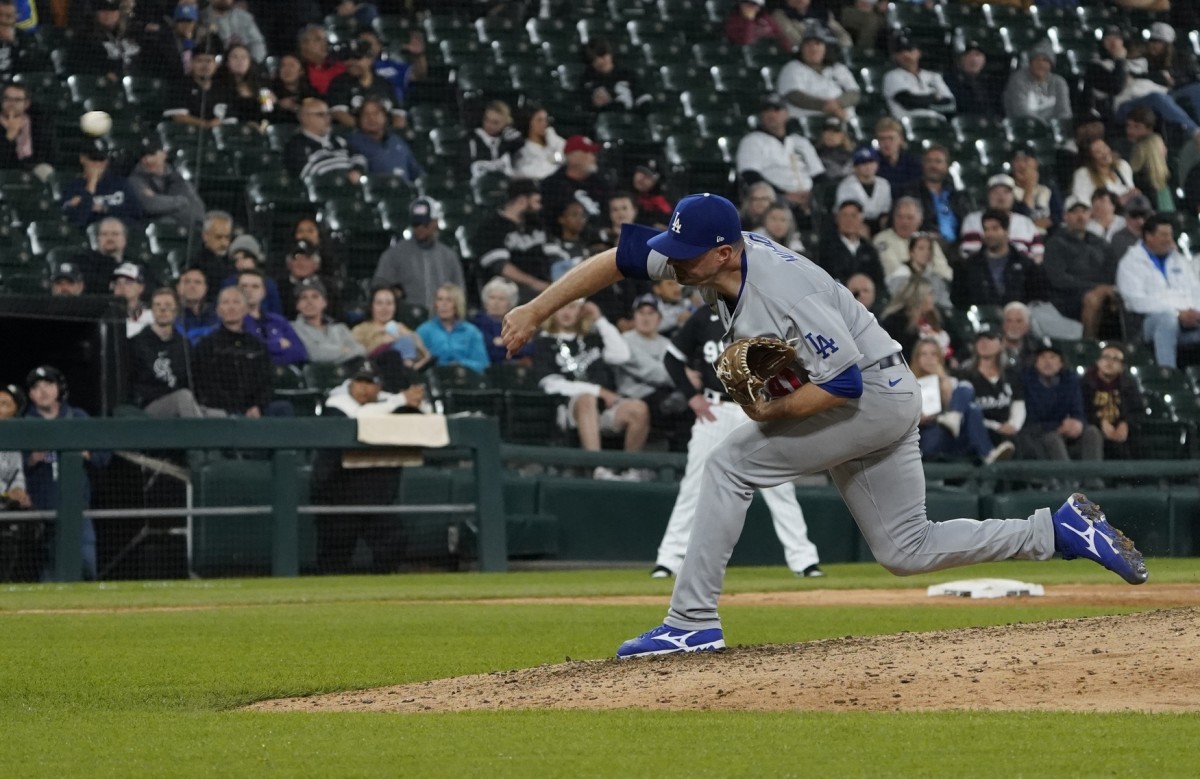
[22,366,111,580]
[356,28,427,109]
[416,283,489,375]
[1017,340,1103,462]
[237,269,309,366]
[60,137,142,229]
[349,98,425,181]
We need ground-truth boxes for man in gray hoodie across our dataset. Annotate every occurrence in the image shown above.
[1003,41,1073,124]
[127,135,205,229]
[370,198,464,311]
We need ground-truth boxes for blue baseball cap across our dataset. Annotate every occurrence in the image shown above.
[646,193,742,260]
[853,146,879,165]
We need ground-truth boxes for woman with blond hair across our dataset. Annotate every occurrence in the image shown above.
[911,338,1015,464]
[880,275,957,363]
[1071,138,1137,206]
[1130,130,1175,214]
[531,298,650,479]
[416,283,489,374]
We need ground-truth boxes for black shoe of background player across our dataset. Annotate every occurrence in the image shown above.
[796,564,824,578]
[650,565,673,579]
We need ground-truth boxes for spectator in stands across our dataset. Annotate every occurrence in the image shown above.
[163,34,230,129]
[176,266,217,338]
[1087,188,1127,244]
[74,216,129,294]
[127,135,205,229]
[1018,340,1103,464]
[416,283,489,375]
[138,2,200,78]
[1088,24,1200,148]
[839,0,887,56]
[50,262,85,297]
[269,53,313,124]
[541,134,610,230]
[292,276,365,365]
[738,181,778,230]
[959,174,1044,261]
[372,198,463,311]
[0,383,30,512]
[724,0,790,50]
[352,285,431,369]
[596,191,638,250]
[846,272,880,316]
[130,287,223,417]
[23,365,110,580]
[328,39,402,129]
[1116,215,1200,369]
[912,338,1015,464]
[814,117,854,182]
[218,234,283,316]
[614,294,692,451]
[292,215,344,282]
[1125,108,1174,214]
[274,239,338,321]
[1043,196,1119,339]
[549,199,592,281]
[946,40,1003,121]
[1081,342,1144,461]
[956,325,1025,450]
[579,37,652,115]
[874,196,953,281]
[881,275,957,363]
[512,102,564,183]
[883,33,955,121]
[652,277,691,337]
[818,200,884,288]
[297,24,345,96]
[466,99,523,183]
[533,298,650,479]
[283,97,366,182]
[68,0,141,80]
[112,262,152,337]
[1000,301,1039,371]
[904,144,973,244]
[61,138,142,230]
[193,286,290,417]
[215,43,268,126]
[775,30,861,125]
[756,202,807,254]
[0,0,41,82]
[952,209,1034,309]
[312,361,422,575]
[1073,138,1139,206]
[1003,40,1073,124]
[873,116,921,192]
[835,147,891,231]
[238,269,307,366]
[1108,193,1151,262]
[356,27,427,111]
[190,210,234,296]
[885,232,952,308]
[473,277,531,364]
[629,158,673,229]
[1011,146,1060,235]
[736,94,826,221]
[774,0,853,50]
[472,178,564,302]
[1145,22,1200,120]
[201,0,266,63]
[0,81,55,181]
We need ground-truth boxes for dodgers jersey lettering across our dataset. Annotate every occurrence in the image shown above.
[617,224,899,385]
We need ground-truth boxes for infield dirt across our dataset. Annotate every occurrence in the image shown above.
[250,589,1200,715]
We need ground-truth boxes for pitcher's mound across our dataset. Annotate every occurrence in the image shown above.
[251,607,1200,714]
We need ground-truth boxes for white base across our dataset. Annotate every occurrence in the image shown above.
[926,578,1045,599]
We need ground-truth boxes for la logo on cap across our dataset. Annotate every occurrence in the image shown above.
[671,214,682,233]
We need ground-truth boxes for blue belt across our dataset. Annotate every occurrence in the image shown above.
[874,353,905,370]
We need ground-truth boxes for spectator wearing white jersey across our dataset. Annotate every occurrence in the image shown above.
[775,31,860,124]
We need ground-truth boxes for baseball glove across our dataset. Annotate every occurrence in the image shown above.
[715,337,797,406]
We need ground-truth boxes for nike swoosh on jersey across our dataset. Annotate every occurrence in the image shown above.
[888,378,902,387]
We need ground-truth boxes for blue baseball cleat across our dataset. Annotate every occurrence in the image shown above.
[1052,493,1148,585]
[616,624,726,659]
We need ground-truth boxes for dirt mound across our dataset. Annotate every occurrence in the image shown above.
[250,607,1200,714]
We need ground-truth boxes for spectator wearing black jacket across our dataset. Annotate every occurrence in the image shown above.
[0,82,56,180]
[283,97,366,182]
[579,37,651,115]
[470,178,566,303]
[60,138,143,230]
[327,38,403,129]
[1081,342,1144,461]
[67,0,142,80]
[465,100,523,183]
[127,135,205,229]
[137,2,201,79]
[540,134,611,231]
[162,34,230,129]
[0,0,46,80]
[193,286,291,417]
[817,200,885,289]
[951,209,1034,309]
[129,288,224,417]
[946,40,1003,121]
[902,144,975,244]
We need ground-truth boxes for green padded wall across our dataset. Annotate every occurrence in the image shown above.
[985,489,1175,557]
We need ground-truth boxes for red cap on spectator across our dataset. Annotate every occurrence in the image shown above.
[564,135,601,155]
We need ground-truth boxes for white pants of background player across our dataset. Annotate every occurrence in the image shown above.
[655,395,820,574]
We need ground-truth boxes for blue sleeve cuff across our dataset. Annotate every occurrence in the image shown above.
[615,223,663,281]
[816,364,863,399]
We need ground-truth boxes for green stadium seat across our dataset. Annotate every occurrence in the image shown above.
[491,38,541,67]
[694,112,746,140]
[710,63,765,95]
[658,63,709,93]
[272,364,321,417]
[576,17,622,44]
[27,219,84,255]
[1132,365,1194,400]
[475,15,522,44]
[322,198,391,276]
[145,220,192,255]
[486,362,541,391]
[1030,5,1081,30]
[526,17,575,46]
[430,365,489,396]
[304,170,362,205]
[502,390,566,445]
[664,133,736,195]
[265,123,299,153]
[428,125,468,163]
[361,174,416,207]
[301,359,362,394]
[1,268,47,293]
[740,39,790,70]
[394,301,428,330]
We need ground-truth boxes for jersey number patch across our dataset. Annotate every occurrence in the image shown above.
[805,332,839,359]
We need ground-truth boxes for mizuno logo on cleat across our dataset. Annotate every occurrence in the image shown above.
[654,630,700,649]
[1063,521,1119,558]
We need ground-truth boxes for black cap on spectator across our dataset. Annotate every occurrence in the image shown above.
[409,197,435,225]
[52,262,83,282]
[138,134,163,157]
[632,293,660,314]
[1036,337,1062,357]
[975,323,1001,339]
[961,39,984,55]
[892,32,918,53]
[506,178,540,202]
[83,136,110,161]
[295,276,327,299]
[351,362,383,384]
[1103,24,1124,39]
[195,34,223,57]
[758,94,786,112]
[1125,193,1154,217]
[290,239,321,259]
[346,38,373,60]
[0,383,26,414]
[635,158,661,178]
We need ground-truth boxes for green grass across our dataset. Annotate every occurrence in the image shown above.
[2,561,1198,777]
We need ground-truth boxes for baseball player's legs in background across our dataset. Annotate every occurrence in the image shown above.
[655,400,820,576]
[665,362,1055,630]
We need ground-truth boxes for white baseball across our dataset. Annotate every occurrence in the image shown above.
[80,111,113,137]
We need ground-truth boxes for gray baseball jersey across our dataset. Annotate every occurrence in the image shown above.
[615,223,1055,630]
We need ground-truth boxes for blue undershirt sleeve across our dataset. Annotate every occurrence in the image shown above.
[615,223,662,280]
[815,364,863,399]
